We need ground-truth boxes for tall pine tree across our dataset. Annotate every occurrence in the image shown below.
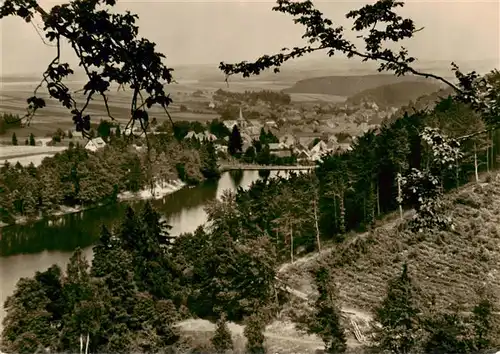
[228,125,243,156]
[305,266,347,353]
[375,263,420,354]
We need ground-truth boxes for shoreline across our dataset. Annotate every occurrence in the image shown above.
[0,179,186,229]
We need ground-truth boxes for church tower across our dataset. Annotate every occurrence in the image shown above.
[237,106,247,129]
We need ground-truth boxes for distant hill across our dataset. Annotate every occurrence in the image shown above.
[345,81,443,108]
[390,87,456,120]
[283,74,443,97]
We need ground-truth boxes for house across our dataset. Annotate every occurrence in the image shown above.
[123,126,142,135]
[337,143,353,152]
[240,132,253,146]
[184,131,197,140]
[279,134,296,148]
[248,120,262,129]
[268,142,292,158]
[268,143,282,151]
[298,137,316,150]
[71,131,84,139]
[265,120,278,128]
[296,149,311,162]
[327,135,338,144]
[208,101,216,109]
[244,125,261,137]
[223,120,238,130]
[214,144,227,154]
[242,141,253,152]
[310,140,329,155]
[203,131,217,142]
[184,130,217,142]
[84,137,106,152]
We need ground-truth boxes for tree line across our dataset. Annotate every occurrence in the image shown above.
[3,198,498,353]
[206,96,500,265]
[0,133,215,225]
[213,89,291,106]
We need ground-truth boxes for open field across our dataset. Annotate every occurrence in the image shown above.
[0,79,297,139]
[0,145,67,159]
[289,92,347,103]
[0,153,57,167]
[0,145,67,166]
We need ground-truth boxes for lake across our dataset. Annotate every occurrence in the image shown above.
[0,169,298,329]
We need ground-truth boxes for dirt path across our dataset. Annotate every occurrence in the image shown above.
[276,212,414,326]
[176,318,323,346]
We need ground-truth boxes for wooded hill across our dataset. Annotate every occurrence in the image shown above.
[280,175,500,315]
[345,81,442,108]
[282,74,442,97]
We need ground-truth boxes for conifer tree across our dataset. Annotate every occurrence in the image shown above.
[375,263,420,354]
[201,141,220,180]
[11,132,17,146]
[228,125,243,156]
[29,133,36,146]
[305,266,347,353]
[472,295,497,351]
[211,315,233,353]
[244,314,266,354]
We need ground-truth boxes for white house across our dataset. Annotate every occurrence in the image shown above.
[184,130,217,142]
[310,140,329,155]
[84,137,107,152]
[223,120,238,130]
[185,131,197,140]
[208,101,216,109]
[265,120,278,128]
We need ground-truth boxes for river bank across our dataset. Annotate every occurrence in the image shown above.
[0,179,186,229]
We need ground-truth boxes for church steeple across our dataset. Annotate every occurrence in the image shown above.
[237,106,246,129]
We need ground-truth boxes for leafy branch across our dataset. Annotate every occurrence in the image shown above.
[219,0,500,123]
[398,127,463,232]
[0,0,175,139]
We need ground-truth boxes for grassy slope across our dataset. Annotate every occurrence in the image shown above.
[345,81,442,108]
[280,175,500,317]
[283,74,440,97]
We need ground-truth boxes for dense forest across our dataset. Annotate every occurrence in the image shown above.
[345,81,443,109]
[0,113,22,135]
[0,132,218,224]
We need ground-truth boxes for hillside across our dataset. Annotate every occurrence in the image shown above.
[279,175,500,320]
[345,81,443,108]
[393,87,456,117]
[282,74,442,97]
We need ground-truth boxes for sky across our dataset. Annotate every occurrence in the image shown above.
[0,0,499,76]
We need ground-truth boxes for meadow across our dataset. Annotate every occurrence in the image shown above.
[0,79,298,140]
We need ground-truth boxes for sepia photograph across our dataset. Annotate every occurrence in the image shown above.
[0,0,499,353]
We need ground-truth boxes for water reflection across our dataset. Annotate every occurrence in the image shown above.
[0,169,303,328]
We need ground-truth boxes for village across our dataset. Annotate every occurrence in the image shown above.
[180,94,399,163]
[0,90,401,168]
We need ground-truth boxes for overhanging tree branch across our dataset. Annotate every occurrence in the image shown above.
[219,0,498,106]
[0,0,176,140]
